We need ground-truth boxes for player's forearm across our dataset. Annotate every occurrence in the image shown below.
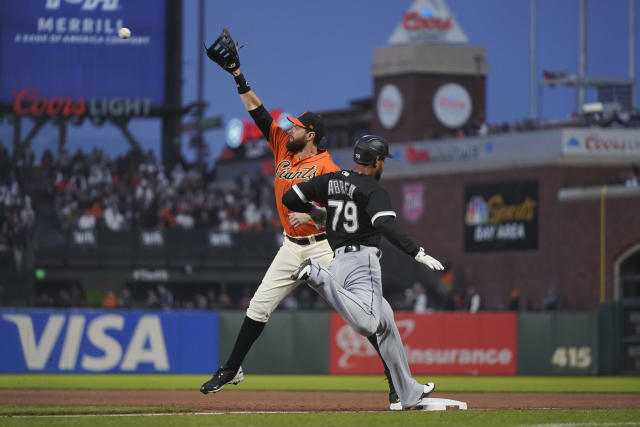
[232,69,262,110]
[239,90,262,110]
[374,216,420,257]
[282,188,313,213]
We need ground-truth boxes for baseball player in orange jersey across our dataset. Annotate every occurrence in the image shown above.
[200,32,402,409]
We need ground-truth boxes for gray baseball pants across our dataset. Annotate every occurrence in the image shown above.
[305,245,425,408]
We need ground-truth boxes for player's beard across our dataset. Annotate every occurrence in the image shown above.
[286,136,307,154]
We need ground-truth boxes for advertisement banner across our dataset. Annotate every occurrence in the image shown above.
[388,0,469,44]
[0,309,217,373]
[330,312,517,375]
[402,183,424,222]
[562,128,640,158]
[464,181,538,252]
[0,0,165,105]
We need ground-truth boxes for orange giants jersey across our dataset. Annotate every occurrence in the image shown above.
[267,121,340,237]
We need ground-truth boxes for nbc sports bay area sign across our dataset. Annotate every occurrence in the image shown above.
[464,181,538,252]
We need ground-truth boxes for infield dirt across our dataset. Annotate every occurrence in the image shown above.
[1,390,639,412]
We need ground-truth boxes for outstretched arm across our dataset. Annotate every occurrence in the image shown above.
[374,215,444,271]
[230,68,273,139]
[374,215,420,256]
[231,69,262,111]
[205,28,262,111]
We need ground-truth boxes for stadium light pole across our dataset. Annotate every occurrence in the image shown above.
[530,0,537,120]
[197,0,205,169]
[630,0,636,110]
[162,0,183,172]
[577,0,587,113]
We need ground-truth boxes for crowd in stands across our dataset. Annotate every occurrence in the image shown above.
[2,115,639,311]
[48,146,280,232]
[446,107,640,139]
[0,142,36,268]
[34,282,331,312]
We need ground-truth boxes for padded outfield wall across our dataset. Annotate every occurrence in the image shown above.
[0,309,610,375]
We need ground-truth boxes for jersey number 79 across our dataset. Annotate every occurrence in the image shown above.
[328,200,359,233]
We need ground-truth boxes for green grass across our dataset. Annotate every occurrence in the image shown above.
[1,374,639,393]
[0,406,194,416]
[1,409,640,427]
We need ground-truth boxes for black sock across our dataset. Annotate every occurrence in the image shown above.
[367,334,391,373]
[225,316,266,370]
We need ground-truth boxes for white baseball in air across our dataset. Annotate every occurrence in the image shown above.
[118,27,131,39]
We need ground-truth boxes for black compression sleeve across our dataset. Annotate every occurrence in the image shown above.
[374,215,420,257]
[234,73,251,94]
[282,187,313,213]
[248,105,273,140]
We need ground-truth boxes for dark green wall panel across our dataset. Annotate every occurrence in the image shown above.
[218,311,330,374]
[518,312,598,375]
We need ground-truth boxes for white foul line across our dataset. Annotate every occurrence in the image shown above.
[520,423,640,427]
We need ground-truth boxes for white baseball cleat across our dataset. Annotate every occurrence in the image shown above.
[290,258,312,281]
[403,382,437,411]
[422,382,435,396]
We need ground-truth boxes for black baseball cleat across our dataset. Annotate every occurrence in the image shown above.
[385,369,402,411]
[291,258,312,281]
[200,365,244,394]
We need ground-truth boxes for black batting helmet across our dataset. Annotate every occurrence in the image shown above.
[353,135,393,165]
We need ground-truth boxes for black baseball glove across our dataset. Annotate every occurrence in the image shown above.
[205,28,241,73]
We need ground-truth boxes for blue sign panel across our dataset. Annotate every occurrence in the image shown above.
[0,0,165,105]
[0,310,218,373]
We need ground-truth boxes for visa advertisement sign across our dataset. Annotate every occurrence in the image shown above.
[0,310,218,373]
[330,312,517,375]
[0,0,165,104]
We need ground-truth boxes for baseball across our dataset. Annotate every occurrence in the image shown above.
[118,27,131,39]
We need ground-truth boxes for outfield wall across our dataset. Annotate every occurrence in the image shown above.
[329,312,517,375]
[218,311,330,374]
[0,309,612,375]
[518,313,599,375]
[0,309,218,373]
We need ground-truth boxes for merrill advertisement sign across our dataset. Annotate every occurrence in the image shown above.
[0,310,218,373]
[330,312,517,375]
[0,0,165,106]
[464,181,538,252]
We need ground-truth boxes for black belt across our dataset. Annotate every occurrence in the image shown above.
[341,244,382,258]
[286,233,327,245]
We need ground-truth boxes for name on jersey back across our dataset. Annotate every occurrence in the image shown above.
[328,179,356,199]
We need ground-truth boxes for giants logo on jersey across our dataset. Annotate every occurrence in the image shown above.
[275,161,318,181]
